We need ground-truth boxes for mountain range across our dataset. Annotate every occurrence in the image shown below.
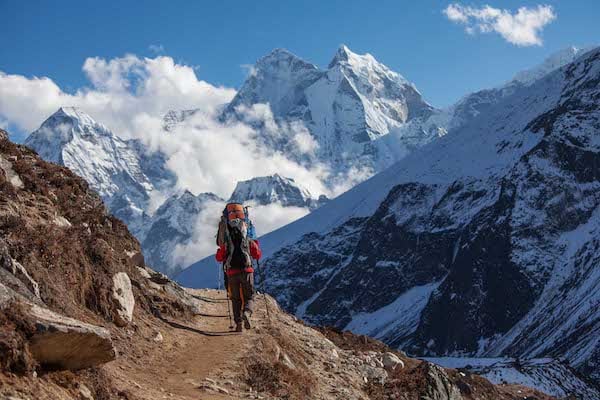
[21,43,598,395]
[178,45,599,396]
[24,45,454,275]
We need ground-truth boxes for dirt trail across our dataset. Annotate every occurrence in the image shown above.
[103,288,270,400]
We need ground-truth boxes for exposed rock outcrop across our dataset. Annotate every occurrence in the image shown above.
[28,304,116,370]
[111,272,134,327]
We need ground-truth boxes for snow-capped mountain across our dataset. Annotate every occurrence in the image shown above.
[180,47,600,389]
[25,107,177,231]
[140,190,223,275]
[228,174,328,209]
[25,107,162,211]
[224,46,444,180]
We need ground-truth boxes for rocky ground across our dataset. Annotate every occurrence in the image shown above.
[0,128,557,399]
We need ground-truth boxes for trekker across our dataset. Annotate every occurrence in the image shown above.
[215,204,262,332]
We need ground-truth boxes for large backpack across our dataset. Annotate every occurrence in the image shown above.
[216,203,256,246]
[217,203,256,272]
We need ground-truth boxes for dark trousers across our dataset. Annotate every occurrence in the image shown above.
[228,272,254,323]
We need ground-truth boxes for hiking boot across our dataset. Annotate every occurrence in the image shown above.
[235,323,243,332]
[242,311,252,329]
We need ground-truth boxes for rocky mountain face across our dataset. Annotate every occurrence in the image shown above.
[234,47,600,396]
[24,106,178,240]
[427,357,600,400]
[25,107,176,216]
[140,190,223,275]
[225,46,445,180]
[1,128,553,400]
[229,174,328,209]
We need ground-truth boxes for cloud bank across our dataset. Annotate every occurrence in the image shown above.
[444,3,556,46]
[0,54,235,137]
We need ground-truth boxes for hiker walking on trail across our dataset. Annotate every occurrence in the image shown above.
[216,203,262,332]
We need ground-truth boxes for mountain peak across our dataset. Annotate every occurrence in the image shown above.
[51,106,97,125]
[331,44,353,62]
[328,44,377,70]
[229,174,318,208]
[256,48,316,71]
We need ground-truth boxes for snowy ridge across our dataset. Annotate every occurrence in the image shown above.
[425,358,599,400]
[162,108,200,131]
[228,174,327,209]
[510,46,591,86]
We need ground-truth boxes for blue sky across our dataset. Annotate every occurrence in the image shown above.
[0,0,598,110]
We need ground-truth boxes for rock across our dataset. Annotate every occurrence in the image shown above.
[153,332,164,342]
[129,251,145,267]
[280,353,295,370]
[421,363,463,400]
[200,383,229,395]
[149,271,171,285]
[274,345,281,362]
[331,348,339,359]
[53,215,72,228]
[382,352,405,370]
[112,272,134,327]
[215,386,230,395]
[0,240,40,299]
[27,303,116,370]
[136,266,151,279]
[0,154,24,188]
[359,365,388,385]
[79,383,94,400]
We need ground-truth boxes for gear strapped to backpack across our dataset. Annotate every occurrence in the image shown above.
[217,203,256,247]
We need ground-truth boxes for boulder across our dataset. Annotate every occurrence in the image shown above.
[0,281,14,308]
[0,240,40,299]
[359,364,388,384]
[382,352,405,370]
[136,266,151,279]
[421,363,463,400]
[27,304,116,370]
[112,272,134,327]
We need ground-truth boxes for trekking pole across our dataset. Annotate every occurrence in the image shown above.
[257,260,271,323]
[221,262,234,330]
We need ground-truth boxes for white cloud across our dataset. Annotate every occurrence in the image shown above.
[444,3,556,46]
[0,55,235,136]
